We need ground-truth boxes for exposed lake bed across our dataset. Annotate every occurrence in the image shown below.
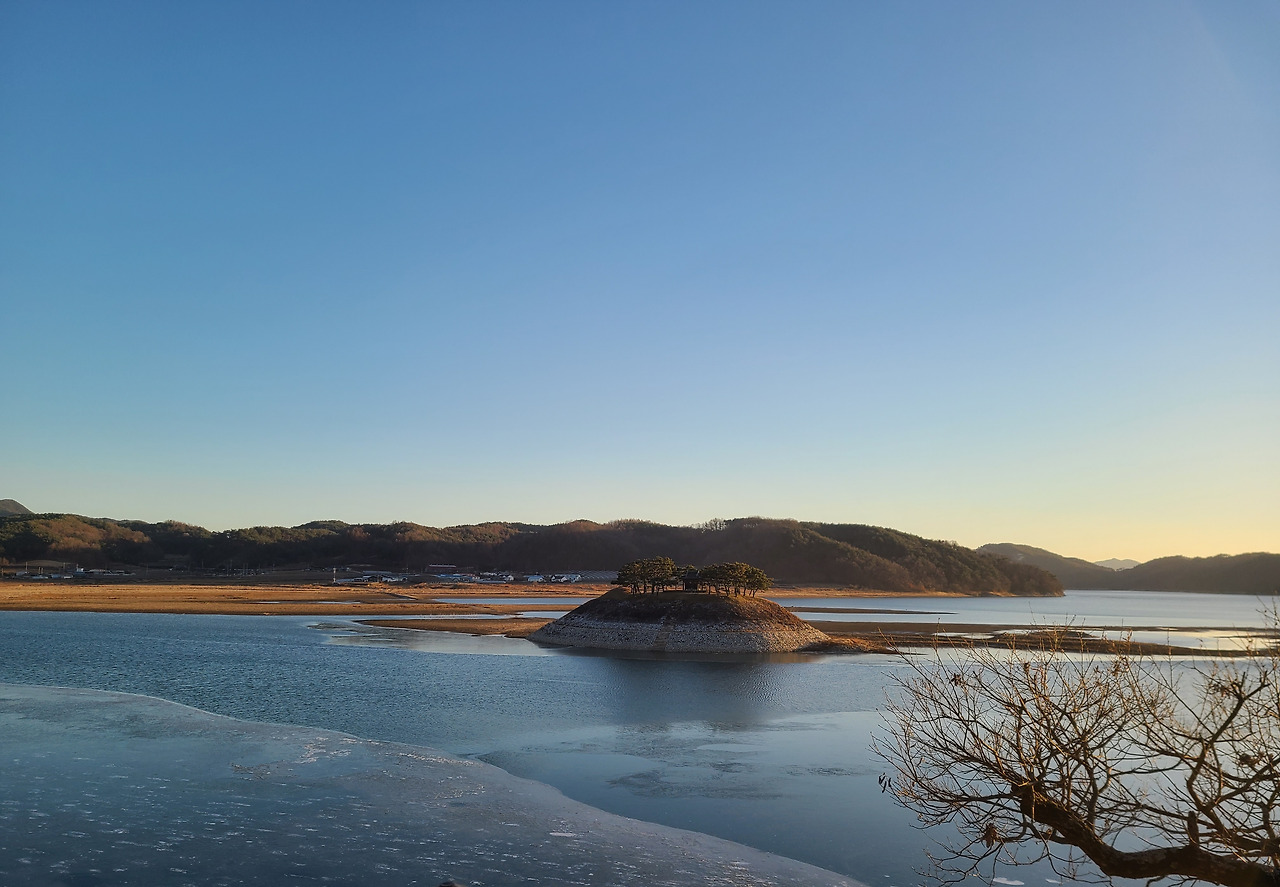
[357,589,1280,656]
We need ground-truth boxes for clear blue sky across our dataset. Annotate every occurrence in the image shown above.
[2,1,1277,561]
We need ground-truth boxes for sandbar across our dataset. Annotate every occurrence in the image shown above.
[4,582,1271,656]
[0,580,958,616]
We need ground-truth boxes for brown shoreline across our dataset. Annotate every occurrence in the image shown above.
[0,581,969,615]
[360,616,1277,657]
[4,582,1272,657]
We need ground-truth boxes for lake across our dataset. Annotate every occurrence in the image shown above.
[783,588,1276,627]
[2,590,1273,885]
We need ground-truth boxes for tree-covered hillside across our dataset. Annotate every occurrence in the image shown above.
[0,514,1062,596]
[979,542,1280,595]
[1118,553,1280,595]
[977,543,1118,589]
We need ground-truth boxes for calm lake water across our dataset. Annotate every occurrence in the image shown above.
[2,590,1272,885]
[784,589,1277,627]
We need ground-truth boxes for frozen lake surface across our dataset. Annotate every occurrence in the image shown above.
[0,684,857,887]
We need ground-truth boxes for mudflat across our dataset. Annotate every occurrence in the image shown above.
[0,581,958,647]
[0,581,957,615]
[0,582,519,616]
[7,582,1267,656]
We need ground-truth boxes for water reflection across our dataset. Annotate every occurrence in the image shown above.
[581,655,786,725]
[472,710,926,882]
[784,589,1277,629]
[318,620,554,655]
[0,607,1200,886]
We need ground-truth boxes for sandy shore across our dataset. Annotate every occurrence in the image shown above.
[5,582,1269,656]
[362,615,1275,656]
[361,617,552,637]
[0,581,960,615]
[0,582,503,616]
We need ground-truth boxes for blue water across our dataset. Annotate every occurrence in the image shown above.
[781,589,1278,628]
[1,684,855,887]
[0,611,924,883]
[4,590,1252,884]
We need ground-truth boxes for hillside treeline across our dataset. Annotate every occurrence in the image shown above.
[0,514,1061,596]
[979,543,1280,596]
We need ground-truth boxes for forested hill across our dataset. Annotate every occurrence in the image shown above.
[0,514,1061,596]
[979,543,1280,595]
[977,543,1117,588]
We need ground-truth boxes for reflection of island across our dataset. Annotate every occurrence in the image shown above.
[530,588,841,653]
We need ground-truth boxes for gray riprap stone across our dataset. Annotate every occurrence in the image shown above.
[530,612,831,653]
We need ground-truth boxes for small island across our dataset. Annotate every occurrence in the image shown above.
[530,557,843,653]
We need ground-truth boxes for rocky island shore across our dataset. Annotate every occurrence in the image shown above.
[529,589,841,653]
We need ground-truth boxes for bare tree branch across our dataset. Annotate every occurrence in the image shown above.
[874,628,1280,887]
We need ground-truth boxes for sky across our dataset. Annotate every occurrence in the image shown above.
[1,1,1277,562]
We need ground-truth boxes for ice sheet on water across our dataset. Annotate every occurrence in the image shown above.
[0,683,861,887]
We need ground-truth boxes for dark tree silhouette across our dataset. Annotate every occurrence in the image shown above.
[874,628,1280,887]
[616,559,772,597]
[616,557,678,594]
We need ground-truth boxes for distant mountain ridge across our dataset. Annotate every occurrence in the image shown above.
[1095,558,1140,571]
[979,544,1117,589]
[0,499,33,516]
[979,543,1280,595]
[0,513,1061,596]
